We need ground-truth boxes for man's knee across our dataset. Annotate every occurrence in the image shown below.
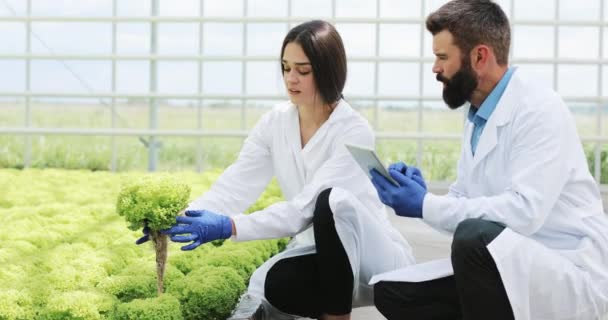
[452,218,505,262]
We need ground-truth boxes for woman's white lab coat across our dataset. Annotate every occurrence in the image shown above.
[187,100,414,315]
[376,70,608,319]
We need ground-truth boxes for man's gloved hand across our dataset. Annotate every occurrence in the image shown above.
[388,162,427,190]
[370,166,427,218]
[164,210,233,251]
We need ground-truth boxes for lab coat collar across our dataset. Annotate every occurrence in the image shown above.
[471,68,520,169]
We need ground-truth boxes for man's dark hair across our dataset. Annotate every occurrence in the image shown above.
[426,0,511,65]
[281,20,347,104]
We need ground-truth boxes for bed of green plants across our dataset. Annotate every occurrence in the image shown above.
[0,168,287,320]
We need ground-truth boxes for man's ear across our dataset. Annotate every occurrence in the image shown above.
[471,45,491,71]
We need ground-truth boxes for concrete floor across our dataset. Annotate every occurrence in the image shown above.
[351,215,452,320]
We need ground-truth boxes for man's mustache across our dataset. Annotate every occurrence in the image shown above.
[436,73,449,84]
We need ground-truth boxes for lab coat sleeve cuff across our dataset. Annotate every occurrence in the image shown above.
[231,214,255,242]
[422,192,444,229]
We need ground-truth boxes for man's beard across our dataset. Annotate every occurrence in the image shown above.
[436,60,478,110]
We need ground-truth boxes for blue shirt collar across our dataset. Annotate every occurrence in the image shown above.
[467,67,515,125]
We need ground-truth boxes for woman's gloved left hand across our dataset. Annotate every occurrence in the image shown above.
[164,210,233,250]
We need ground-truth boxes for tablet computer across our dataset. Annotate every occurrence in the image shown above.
[345,143,399,186]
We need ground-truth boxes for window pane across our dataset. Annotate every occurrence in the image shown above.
[513,26,554,59]
[158,61,198,94]
[116,23,150,54]
[0,23,25,53]
[379,24,420,57]
[247,23,285,56]
[558,27,599,59]
[514,0,554,20]
[380,0,421,18]
[203,23,243,55]
[247,0,287,17]
[558,65,598,97]
[158,23,199,55]
[31,60,111,93]
[344,62,375,96]
[160,0,199,16]
[204,0,243,17]
[336,23,375,57]
[336,0,376,17]
[246,61,283,95]
[378,63,419,96]
[202,62,242,94]
[32,23,111,54]
[0,60,24,92]
[560,0,600,21]
[116,61,150,93]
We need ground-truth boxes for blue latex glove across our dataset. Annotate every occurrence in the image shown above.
[370,167,427,218]
[164,210,233,251]
[135,221,150,245]
[388,162,427,190]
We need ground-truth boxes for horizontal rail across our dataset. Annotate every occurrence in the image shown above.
[1,54,607,65]
[0,16,607,27]
[1,92,608,103]
[1,127,607,143]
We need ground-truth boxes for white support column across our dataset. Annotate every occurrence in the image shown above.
[241,0,248,130]
[373,0,380,130]
[24,0,32,168]
[111,0,117,172]
[595,0,605,183]
[148,0,159,171]
[196,0,205,173]
[416,0,425,168]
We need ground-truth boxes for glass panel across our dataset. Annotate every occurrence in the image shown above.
[159,0,199,16]
[116,61,150,93]
[30,99,111,128]
[379,24,420,57]
[335,23,376,57]
[32,0,112,16]
[378,100,419,132]
[0,60,25,92]
[422,106,465,134]
[336,0,376,17]
[32,23,111,54]
[568,102,598,137]
[202,62,242,94]
[421,140,460,182]
[514,0,554,20]
[380,0,421,18]
[558,27,599,59]
[203,23,243,55]
[204,0,243,17]
[560,0,600,21]
[201,99,243,130]
[558,65,598,97]
[516,64,554,88]
[158,61,198,94]
[513,26,554,59]
[290,0,331,17]
[246,61,283,95]
[117,0,150,17]
[116,23,150,54]
[31,60,111,93]
[0,23,25,53]
[0,98,23,127]
[247,0,287,17]
[343,62,375,96]
[158,23,199,55]
[247,23,285,56]
[378,63,419,96]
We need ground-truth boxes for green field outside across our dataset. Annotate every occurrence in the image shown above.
[1,102,606,183]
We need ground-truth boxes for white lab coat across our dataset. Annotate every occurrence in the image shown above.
[373,70,608,319]
[187,99,414,316]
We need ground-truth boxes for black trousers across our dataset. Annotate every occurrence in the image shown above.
[374,218,515,320]
[264,188,354,318]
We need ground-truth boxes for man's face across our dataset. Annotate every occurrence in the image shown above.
[432,30,478,109]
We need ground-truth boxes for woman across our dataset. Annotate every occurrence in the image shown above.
[140,20,414,319]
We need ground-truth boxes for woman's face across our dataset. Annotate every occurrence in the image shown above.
[282,42,318,107]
